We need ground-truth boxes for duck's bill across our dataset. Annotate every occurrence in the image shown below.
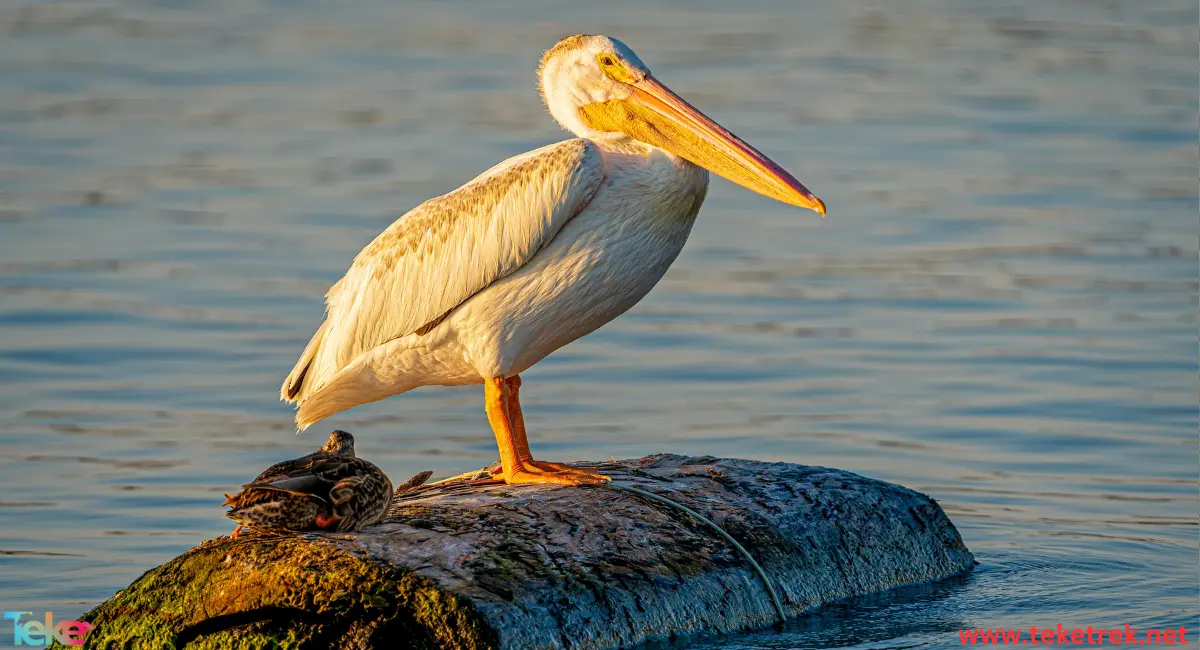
[578,75,825,215]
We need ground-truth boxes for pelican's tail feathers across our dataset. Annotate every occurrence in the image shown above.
[294,362,396,431]
[291,339,428,431]
[282,320,329,404]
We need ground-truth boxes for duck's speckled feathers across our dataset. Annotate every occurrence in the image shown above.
[223,430,392,534]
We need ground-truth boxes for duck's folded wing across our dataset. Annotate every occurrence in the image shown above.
[240,457,361,500]
[282,139,605,405]
[242,474,331,501]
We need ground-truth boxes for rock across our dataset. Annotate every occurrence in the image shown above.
[79,454,974,649]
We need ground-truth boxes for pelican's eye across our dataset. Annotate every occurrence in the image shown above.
[596,53,636,83]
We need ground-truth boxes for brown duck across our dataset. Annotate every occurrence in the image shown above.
[223,430,393,538]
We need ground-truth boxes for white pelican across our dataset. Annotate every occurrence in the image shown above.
[282,34,825,486]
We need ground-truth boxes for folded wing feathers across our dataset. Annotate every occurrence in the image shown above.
[281,139,604,407]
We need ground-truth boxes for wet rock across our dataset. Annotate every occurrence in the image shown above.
[80,454,974,649]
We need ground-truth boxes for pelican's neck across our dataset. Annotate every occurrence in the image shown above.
[591,135,707,174]
[586,135,710,217]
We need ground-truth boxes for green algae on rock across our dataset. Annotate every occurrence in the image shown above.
[79,535,493,649]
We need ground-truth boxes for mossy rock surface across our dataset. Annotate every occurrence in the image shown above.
[81,535,493,649]
[79,454,974,650]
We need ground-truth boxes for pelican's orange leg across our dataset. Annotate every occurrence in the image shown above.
[504,375,600,475]
[485,376,606,486]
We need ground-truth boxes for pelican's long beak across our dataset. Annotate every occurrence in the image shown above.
[578,75,825,215]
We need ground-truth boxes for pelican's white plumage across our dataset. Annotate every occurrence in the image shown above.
[282,34,824,485]
[283,139,605,408]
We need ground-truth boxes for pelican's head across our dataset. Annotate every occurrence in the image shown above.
[538,34,825,215]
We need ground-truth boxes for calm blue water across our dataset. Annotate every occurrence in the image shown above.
[0,0,1195,647]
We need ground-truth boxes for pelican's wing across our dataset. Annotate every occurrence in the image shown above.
[282,139,604,404]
